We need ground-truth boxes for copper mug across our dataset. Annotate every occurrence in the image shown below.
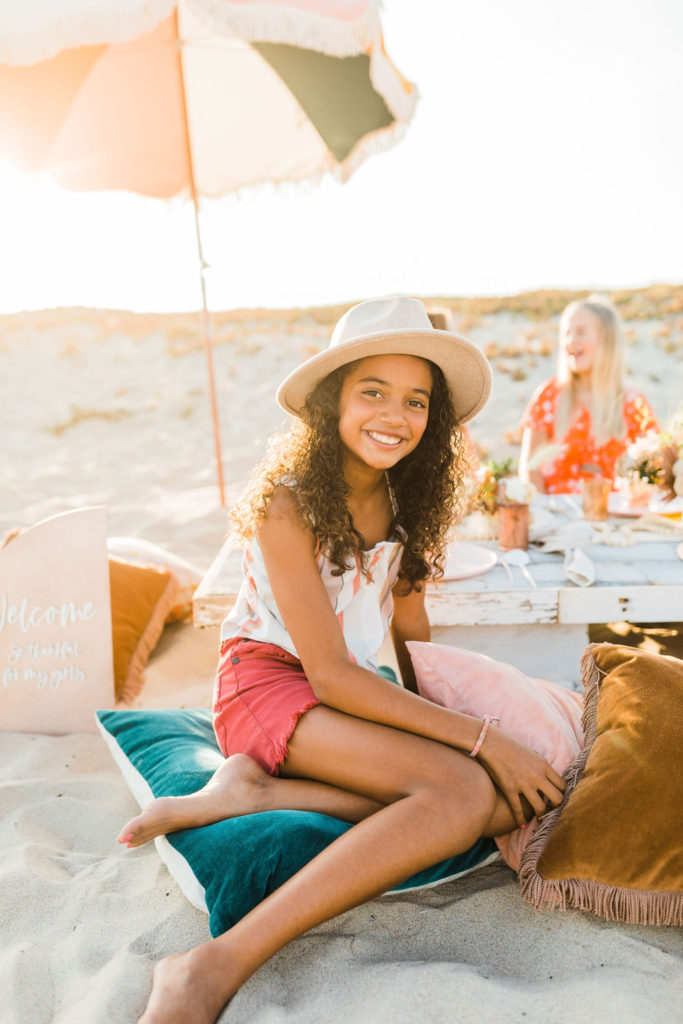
[497,503,529,551]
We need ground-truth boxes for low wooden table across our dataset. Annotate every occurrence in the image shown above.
[193,502,683,689]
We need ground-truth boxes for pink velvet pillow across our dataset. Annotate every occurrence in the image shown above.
[406,641,584,871]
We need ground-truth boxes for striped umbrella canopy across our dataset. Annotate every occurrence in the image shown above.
[0,0,417,502]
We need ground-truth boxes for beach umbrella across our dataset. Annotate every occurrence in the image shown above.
[0,0,417,503]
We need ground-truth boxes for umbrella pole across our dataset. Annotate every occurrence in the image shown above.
[190,193,227,507]
[176,11,226,507]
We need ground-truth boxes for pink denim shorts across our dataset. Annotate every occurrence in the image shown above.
[212,637,320,776]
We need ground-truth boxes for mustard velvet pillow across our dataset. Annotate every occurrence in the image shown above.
[107,537,203,623]
[519,643,683,926]
[109,557,179,704]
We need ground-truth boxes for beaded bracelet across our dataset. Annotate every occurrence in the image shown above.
[468,715,500,758]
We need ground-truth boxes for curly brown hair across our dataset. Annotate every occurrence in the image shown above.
[230,359,468,587]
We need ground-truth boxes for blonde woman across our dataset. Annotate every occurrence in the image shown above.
[518,295,658,494]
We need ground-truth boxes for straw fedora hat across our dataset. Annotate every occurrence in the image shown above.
[277,295,492,424]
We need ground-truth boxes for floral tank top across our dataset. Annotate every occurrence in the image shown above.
[220,534,404,671]
[220,463,406,675]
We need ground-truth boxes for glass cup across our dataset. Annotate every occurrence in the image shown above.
[628,478,652,509]
[497,503,529,550]
[581,476,610,521]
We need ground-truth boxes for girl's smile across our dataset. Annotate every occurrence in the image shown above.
[337,354,432,470]
[562,307,601,381]
[366,429,405,448]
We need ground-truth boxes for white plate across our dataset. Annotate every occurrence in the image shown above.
[608,492,683,518]
[608,492,646,518]
[652,494,683,516]
[443,542,497,580]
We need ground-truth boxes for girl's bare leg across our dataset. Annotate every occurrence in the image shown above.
[119,752,383,848]
[138,706,497,1024]
[120,756,521,849]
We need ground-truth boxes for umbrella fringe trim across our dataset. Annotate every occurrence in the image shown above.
[205,2,418,121]
[336,120,411,184]
[201,118,409,201]
[201,0,381,56]
[369,47,419,122]
[0,0,383,66]
[0,0,175,65]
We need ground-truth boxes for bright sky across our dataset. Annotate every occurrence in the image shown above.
[1,0,682,313]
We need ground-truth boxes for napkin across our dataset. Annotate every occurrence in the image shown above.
[564,547,595,587]
[534,519,596,552]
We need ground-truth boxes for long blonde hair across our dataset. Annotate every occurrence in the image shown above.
[555,295,625,443]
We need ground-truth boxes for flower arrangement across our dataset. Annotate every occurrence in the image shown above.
[620,430,664,486]
[472,458,514,514]
[469,458,535,513]
[498,475,536,507]
[617,408,683,502]
[461,458,536,543]
[658,409,683,501]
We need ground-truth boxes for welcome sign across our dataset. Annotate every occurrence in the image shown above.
[0,508,114,734]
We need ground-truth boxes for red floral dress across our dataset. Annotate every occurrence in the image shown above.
[520,379,658,494]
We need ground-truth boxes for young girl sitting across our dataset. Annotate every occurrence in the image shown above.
[119,296,565,1024]
[518,295,658,494]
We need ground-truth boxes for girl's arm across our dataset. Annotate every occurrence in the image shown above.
[257,489,465,740]
[257,488,564,826]
[625,390,659,438]
[390,581,430,694]
[518,426,547,493]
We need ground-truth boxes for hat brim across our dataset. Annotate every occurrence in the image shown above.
[276,328,492,424]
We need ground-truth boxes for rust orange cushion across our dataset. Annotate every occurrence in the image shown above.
[107,537,202,623]
[109,557,178,704]
[519,643,683,925]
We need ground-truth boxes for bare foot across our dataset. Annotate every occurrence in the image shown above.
[138,945,239,1024]
[118,753,271,848]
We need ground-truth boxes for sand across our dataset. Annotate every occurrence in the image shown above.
[1,297,682,1023]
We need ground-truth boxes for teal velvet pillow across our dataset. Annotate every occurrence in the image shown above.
[96,708,499,937]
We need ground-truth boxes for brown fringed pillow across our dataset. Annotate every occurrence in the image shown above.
[519,643,683,926]
[109,557,179,704]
